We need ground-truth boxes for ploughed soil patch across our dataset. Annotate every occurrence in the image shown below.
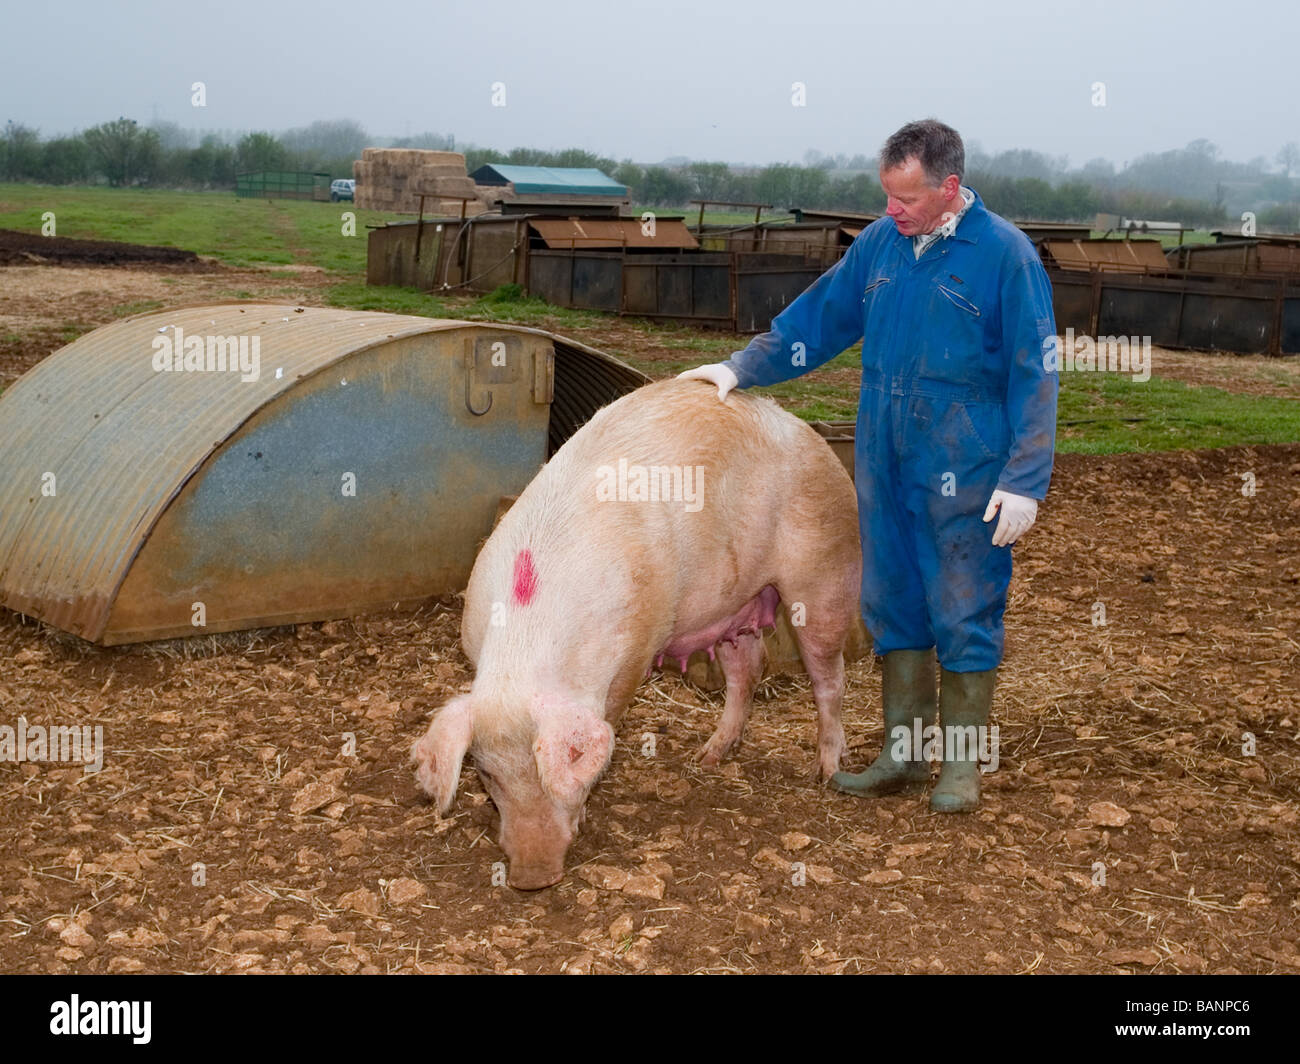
[0,444,1296,974]
[0,264,334,390]
[0,228,219,270]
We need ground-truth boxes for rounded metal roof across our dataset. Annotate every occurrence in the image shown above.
[0,303,647,640]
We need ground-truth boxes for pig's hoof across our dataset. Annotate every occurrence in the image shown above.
[697,736,738,766]
[410,741,436,795]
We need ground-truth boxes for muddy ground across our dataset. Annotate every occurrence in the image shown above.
[1,259,1298,974]
[0,228,212,268]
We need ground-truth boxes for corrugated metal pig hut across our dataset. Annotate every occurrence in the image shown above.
[0,303,648,644]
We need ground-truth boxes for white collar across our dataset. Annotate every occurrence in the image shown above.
[913,185,974,258]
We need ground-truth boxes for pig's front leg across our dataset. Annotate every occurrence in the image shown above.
[698,633,764,766]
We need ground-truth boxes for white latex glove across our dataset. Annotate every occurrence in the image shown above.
[983,489,1038,547]
[676,363,738,402]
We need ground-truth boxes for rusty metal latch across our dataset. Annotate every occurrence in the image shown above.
[464,338,492,416]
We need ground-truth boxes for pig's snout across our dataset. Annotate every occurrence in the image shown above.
[502,827,574,890]
[498,807,578,891]
[507,862,566,891]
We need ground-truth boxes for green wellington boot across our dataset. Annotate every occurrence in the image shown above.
[929,667,997,813]
[831,648,937,797]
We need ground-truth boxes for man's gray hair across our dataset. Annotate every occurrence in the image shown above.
[880,119,965,185]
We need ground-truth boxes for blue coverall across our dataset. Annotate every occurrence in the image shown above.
[721,189,1057,673]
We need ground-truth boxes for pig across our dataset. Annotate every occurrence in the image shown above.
[412,378,860,889]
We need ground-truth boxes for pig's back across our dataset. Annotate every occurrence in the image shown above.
[460,379,853,664]
[563,379,804,472]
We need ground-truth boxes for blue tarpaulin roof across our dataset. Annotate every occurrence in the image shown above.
[469,164,627,197]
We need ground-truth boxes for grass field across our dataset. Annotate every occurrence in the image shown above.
[1,182,1296,454]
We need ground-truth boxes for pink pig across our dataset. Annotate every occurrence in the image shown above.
[412,378,860,889]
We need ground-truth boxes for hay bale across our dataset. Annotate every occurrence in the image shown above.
[354,147,473,212]
[415,150,466,169]
[416,164,472,180]
[428,175,478,196]
[411,176,477,197]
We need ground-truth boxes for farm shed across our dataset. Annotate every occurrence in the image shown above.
[365,212,699,295]
[366,211,844,332]
[1034,235,1300,353]
[1046,265,1300,355]
[469,164,630,211]
[1014,221,1095,243]
[368,207,1300,345]
[1168,237,1300,276]
[1040,238,1171,274]
[0,304,648,645]
[694,219,855,260]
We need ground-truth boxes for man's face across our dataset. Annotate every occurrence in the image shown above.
[880,157,961,237]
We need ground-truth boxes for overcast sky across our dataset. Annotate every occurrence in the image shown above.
[5,0,1295,168]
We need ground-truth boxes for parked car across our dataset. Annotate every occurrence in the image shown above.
[330,179,355,202]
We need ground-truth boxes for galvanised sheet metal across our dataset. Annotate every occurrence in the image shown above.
[734,253,830,333]
[1044,239,1169,273]
[529,250,735,326]
[469,164,628,197]
[1046,268,1300,355]
[529,217,698,250]
[1045,270,1095,335]
[105,329,554,643]
[621,254,731,324]
[365,222,443,288]
[1169,240,1300,276]
[0,303,647,643]
[548,337,650,457]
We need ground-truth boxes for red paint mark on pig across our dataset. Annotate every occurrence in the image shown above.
[512,549,539,606]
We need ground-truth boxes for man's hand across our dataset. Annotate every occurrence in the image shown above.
[982,489,1038,547]
[676,363,738,401]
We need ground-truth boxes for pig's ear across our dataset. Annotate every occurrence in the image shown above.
[411,695,473,815]
[533,708,614,807]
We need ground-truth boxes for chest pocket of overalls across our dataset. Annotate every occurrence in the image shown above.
[918,273,986,383]
[860,273,894,373]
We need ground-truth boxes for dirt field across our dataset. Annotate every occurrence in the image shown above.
[0,228,211,268]
[1,259,1298,974]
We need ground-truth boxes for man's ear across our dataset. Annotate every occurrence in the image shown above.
[411,695,473,814]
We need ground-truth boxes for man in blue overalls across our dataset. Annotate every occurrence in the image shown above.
[680,119,1057,812]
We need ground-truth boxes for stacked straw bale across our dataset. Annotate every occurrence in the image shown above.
[352,149,495,215]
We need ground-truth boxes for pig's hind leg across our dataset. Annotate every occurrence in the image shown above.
[796,637,847,779]
[697,633,764,767]
[783,587,852,779]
